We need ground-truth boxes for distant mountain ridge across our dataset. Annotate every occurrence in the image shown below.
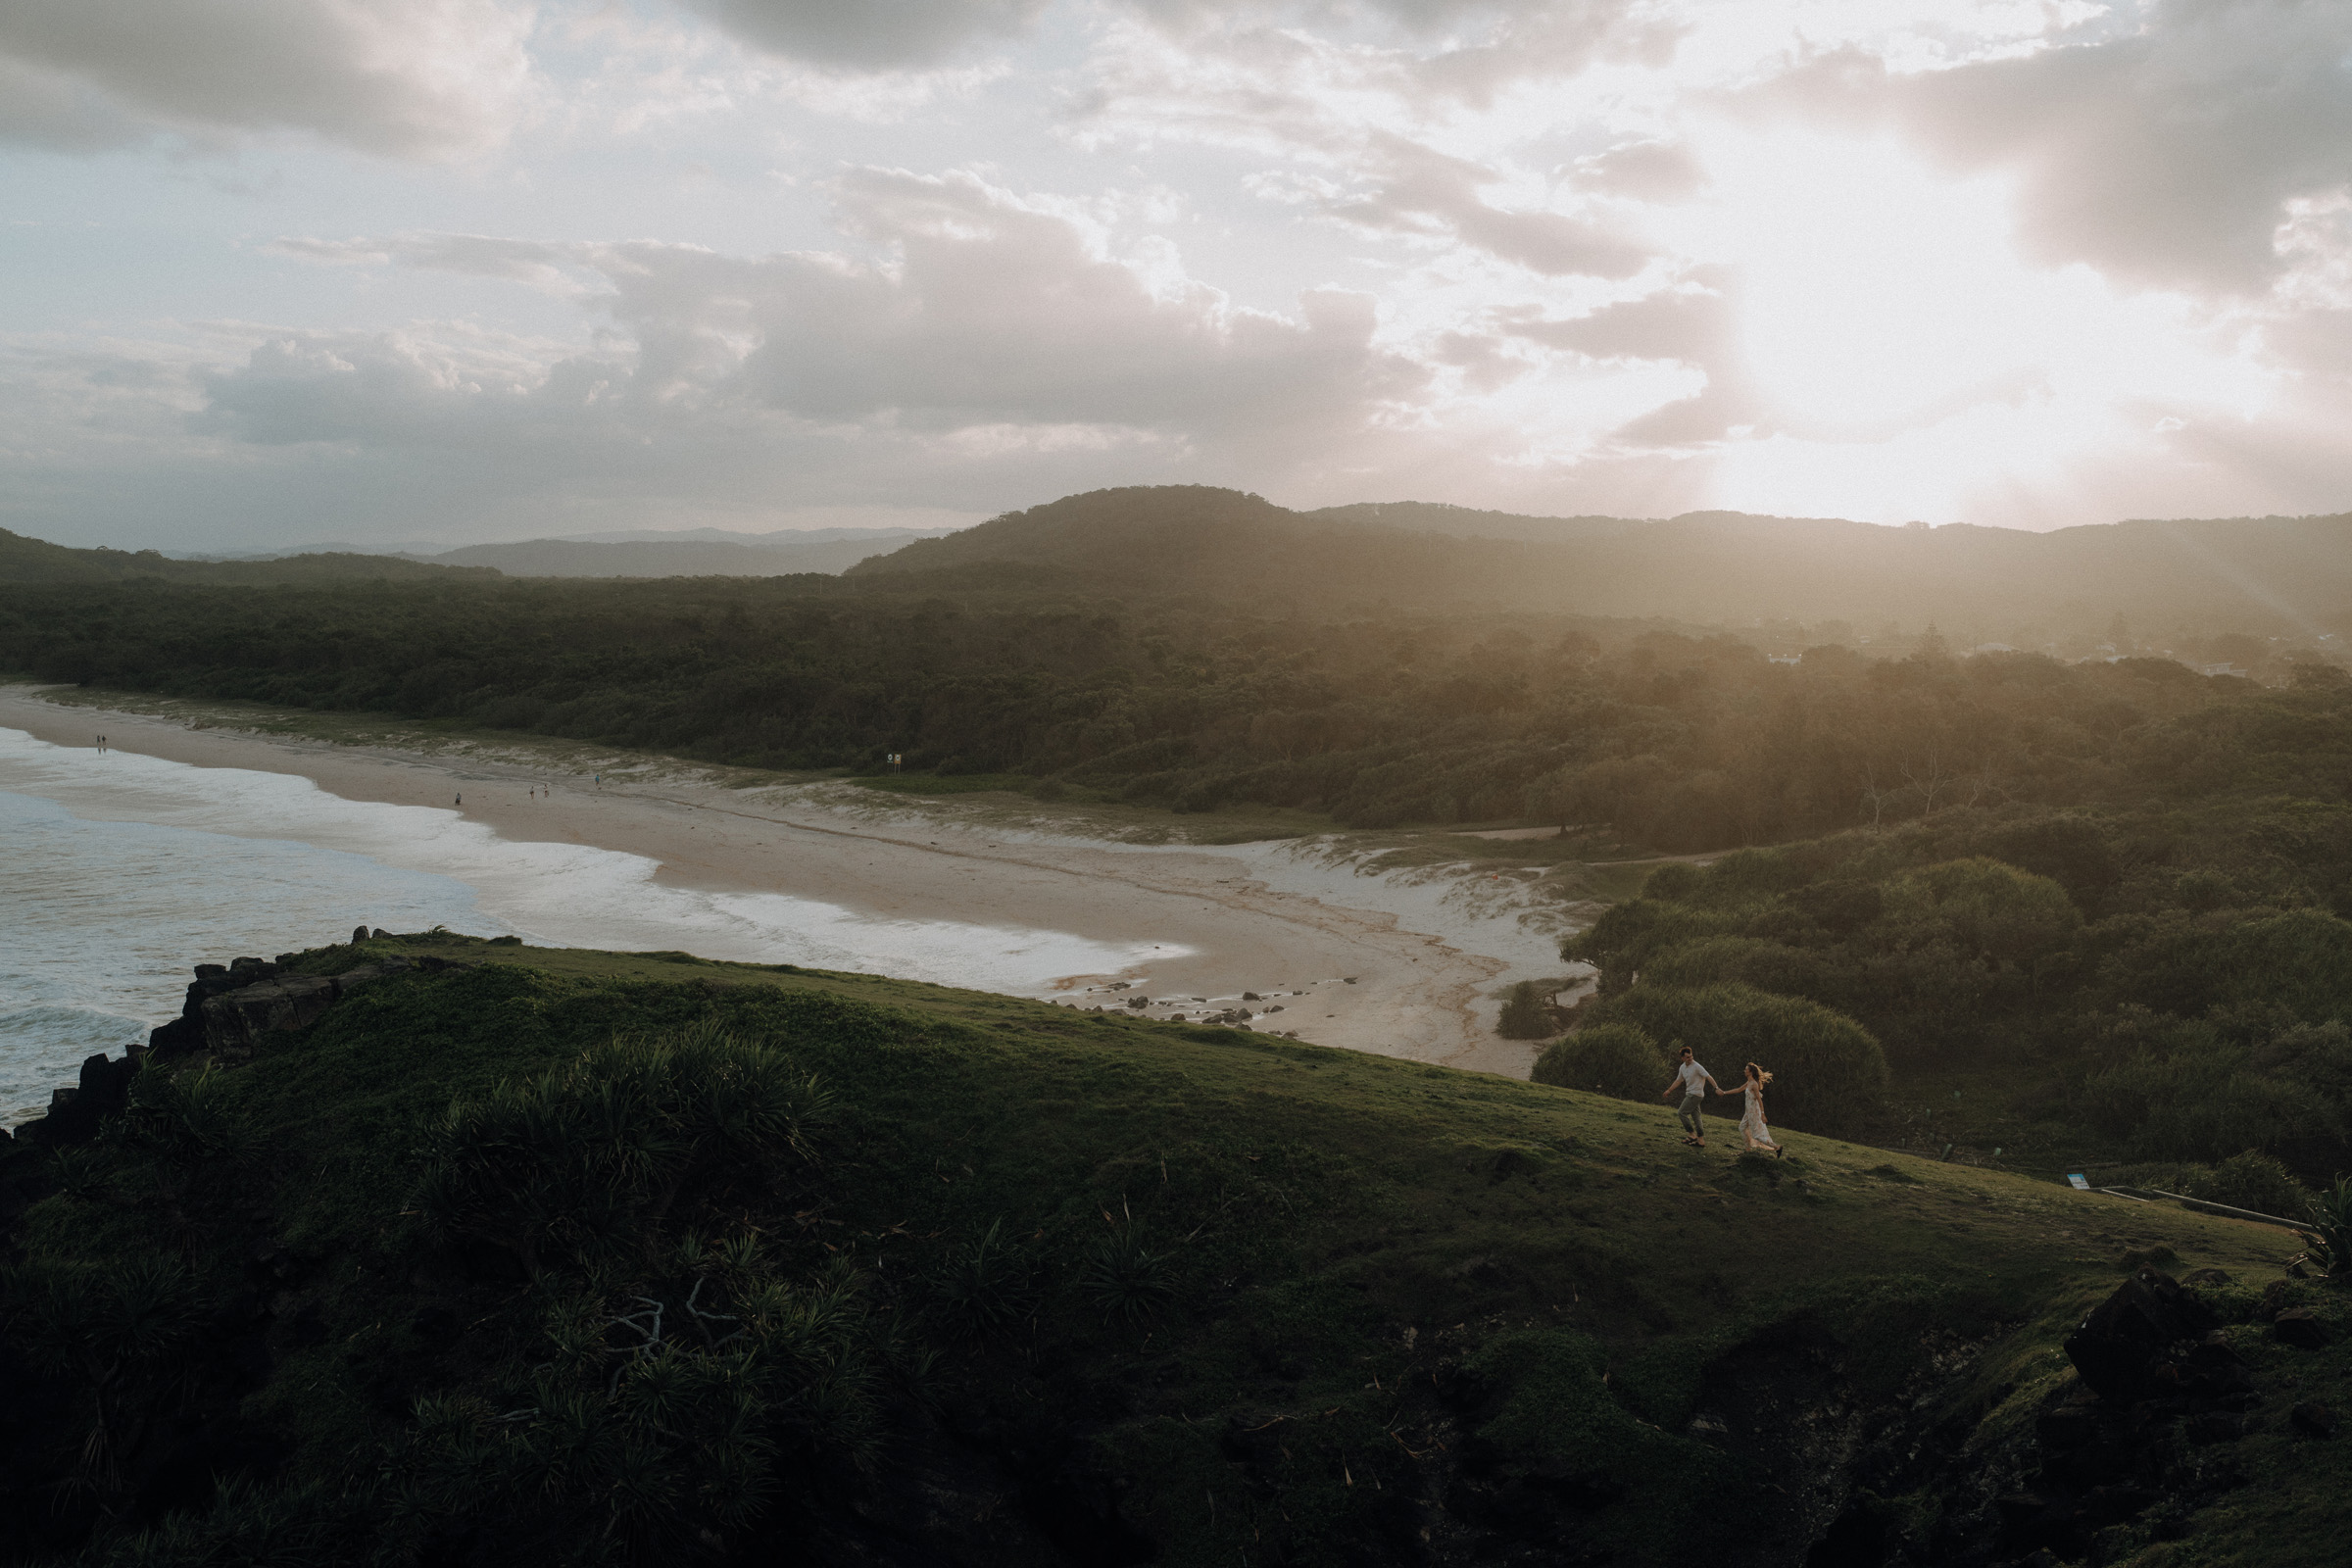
[1299,500,1640,544]
[19,492,2352,630]
[0,527,495,586]
[421,528,955,579]
[850,485,2352,632]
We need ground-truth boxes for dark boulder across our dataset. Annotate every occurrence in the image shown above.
[2273,1308,2330,1349]
[2062,1269,2220,1403]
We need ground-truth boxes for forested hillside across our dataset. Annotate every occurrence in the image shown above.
[4,569,2347,850]
[853,486,2352,633]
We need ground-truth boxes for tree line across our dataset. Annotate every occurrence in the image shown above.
[5,573,2349,855]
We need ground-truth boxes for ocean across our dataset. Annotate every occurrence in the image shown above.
[0,727,1154,1126]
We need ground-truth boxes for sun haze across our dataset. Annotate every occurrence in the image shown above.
[3,0,2346,548]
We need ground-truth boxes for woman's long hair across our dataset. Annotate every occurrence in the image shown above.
[1745,1061,1773,1085]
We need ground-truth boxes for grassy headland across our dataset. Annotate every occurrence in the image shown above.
[2,933,2341,1566]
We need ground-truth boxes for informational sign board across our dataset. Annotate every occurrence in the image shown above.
[2067,1173,2091,1190]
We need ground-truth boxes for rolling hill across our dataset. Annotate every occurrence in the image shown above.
[851,486,2352,635]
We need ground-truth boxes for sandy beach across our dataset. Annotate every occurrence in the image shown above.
[0,687,1590,1077]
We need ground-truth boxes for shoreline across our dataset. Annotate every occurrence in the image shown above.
[0,686,1589,1077]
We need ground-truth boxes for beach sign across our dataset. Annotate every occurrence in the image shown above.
[2067,1173,2091,1190]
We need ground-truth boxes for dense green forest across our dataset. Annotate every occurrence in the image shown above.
[1540,803,2352,1194]
[5,570,2348,851]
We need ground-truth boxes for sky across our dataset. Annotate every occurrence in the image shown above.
[4,0,2351,550]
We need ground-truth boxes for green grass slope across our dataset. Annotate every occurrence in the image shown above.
[2,934,2342,1567]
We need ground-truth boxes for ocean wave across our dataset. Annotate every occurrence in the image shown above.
[0,727,1162,1121]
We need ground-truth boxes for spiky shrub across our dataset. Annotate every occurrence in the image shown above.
[107,1067,245,1168]
[2296,1174,2352,1278]
[102,1067,249,1231]
[78,1478,359,1568]
[413,1021,832,1275]
[46,1146,115,1203]
[1076,1217,1178,1327]
[0,1254,204,1494]
[931,1218,1036,1337]
[382,1251,895,1564]
[379,1029,889,1563]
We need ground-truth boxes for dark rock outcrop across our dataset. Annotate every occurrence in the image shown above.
[148,952,422,1064]
[2061,1267,2225,1403]
[198,957,418,1062]
[17,1052,140,1148]
[25,942,432,1146]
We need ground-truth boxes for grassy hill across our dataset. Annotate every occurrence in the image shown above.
[3,932,2340,1566]
[0,527,498,586]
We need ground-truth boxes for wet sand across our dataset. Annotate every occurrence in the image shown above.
[0,688,1587,1076]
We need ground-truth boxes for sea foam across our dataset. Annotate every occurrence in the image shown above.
[0,729,1157,1124]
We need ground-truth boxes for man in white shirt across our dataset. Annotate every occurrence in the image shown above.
[1660,1044,1724,1147]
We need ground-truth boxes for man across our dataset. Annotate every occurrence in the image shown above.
[1660,1044,1724,1148]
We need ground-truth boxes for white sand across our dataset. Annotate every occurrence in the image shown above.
[0,688,1592,1077]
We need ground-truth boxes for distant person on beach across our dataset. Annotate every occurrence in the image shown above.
[455,794,462,807]
[1661,1045,1725,1148]
[1736,1063,1783,1156]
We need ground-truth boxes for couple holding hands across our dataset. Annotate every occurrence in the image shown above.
[1662,1045,1782,1155]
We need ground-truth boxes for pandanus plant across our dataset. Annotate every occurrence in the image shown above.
[412,1020,833,1277]
[2296,1174,2352,1279]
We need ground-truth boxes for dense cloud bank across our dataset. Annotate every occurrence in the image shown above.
[4,1,2351,547]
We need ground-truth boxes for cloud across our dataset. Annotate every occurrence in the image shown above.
[137,168,1436,542]
[682,0,1651,77]
[1325,133,1651,277]
[1567,139,1702,202]
[1504,270,1765,445]
[0,0,538,157]
[215,171,1432,454]
[674,0,1049,70]
[1760,0,2352,294]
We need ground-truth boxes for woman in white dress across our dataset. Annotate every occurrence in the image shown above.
[1738,1062,1783,1156]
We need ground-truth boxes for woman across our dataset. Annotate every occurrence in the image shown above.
[1737,1062,1783,1156]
